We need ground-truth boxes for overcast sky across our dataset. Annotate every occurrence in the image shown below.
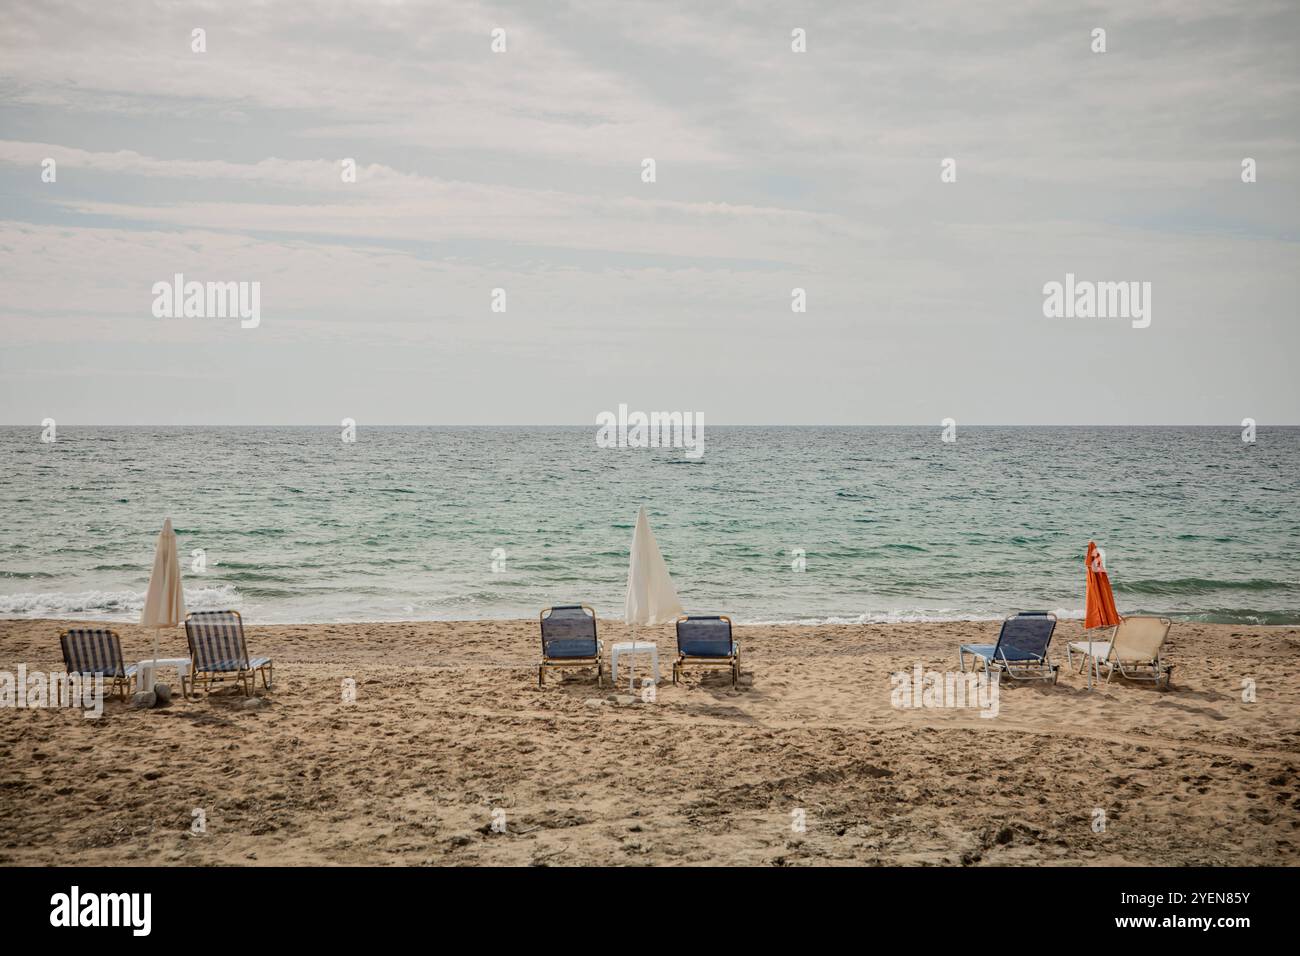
[1,0,1297,425]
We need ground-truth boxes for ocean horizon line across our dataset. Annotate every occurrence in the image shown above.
[4,423,1298,429]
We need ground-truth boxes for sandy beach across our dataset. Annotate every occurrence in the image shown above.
[1,617,1296,866]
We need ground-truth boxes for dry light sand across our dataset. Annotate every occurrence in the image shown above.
[1,618,1297,866]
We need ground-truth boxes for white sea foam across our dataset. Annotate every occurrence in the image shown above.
[745,608,1086,626]
[0,585,241,618]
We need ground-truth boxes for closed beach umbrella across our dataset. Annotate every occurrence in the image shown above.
[140,517,187,688]
[624,505,684,690]
[1084,540,1122,630]
[1082,540,1122,689]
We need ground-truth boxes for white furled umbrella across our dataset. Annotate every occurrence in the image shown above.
[140,517,186,691]
[623,505,683,690]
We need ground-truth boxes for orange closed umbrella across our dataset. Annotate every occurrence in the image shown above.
[1084,540,1122,629]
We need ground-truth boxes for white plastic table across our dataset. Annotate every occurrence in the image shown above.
[610,641,659,686]
[137,657,191,694]
[1067,641,1109,690]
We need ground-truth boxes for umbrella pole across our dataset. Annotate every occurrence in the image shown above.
[628,625,637,692]
[150,626,161,693]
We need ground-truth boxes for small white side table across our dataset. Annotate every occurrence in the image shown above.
[610,642,659,686]
[137,658,191,694]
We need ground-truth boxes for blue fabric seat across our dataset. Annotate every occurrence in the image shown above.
[676,616,736,657]
[674,616,741,687]
[539,605,602,686]
[959,612,1059,683]
[957,642,1043,662]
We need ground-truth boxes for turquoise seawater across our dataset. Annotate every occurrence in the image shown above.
[0,426,1296,624]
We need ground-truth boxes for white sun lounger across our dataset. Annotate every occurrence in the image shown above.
[1067,616,1173,689]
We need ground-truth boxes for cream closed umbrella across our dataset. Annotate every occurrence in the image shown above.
[623,505,683,690]
[140,517,187,693]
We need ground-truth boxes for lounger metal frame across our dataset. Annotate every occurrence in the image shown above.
[538,604,603,687]
[672,615,741,688]
[59,627,137,701]
[959,612,1060,683]
[183,609,273,698]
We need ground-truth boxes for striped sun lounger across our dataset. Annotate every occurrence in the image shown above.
[59,627,137,700]
[184,610,273,698]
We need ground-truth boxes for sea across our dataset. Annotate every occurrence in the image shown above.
[1,426,1296,625]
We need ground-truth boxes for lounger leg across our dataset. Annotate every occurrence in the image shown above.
[538,665,544,688]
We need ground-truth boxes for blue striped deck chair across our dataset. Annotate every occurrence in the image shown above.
[673,615,741,688]
[184,610,273,698]
[539,605,603,687]
[59,628,137,701]
[959,611,1060,683]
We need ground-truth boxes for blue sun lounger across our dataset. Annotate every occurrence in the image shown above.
[959,611,1060,683]
[673,615,741,688]
[538,604,603,687]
